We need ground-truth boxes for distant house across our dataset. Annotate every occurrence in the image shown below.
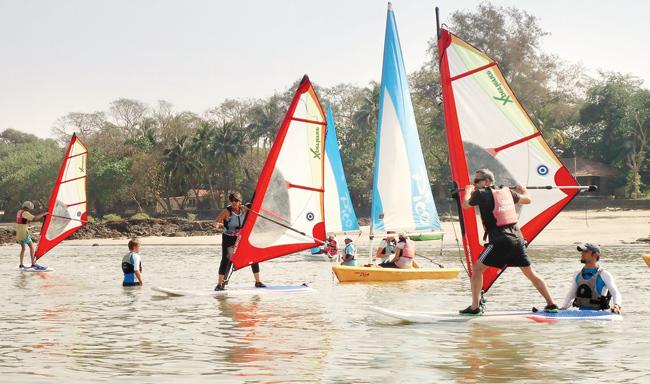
[560,157,620,196]
[156,189,213,213]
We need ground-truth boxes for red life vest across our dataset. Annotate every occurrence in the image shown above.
[491,187,518,226]
[16,209,28,224]
[325,239,338,256]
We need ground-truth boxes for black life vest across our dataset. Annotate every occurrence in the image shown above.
[573,267,612,310]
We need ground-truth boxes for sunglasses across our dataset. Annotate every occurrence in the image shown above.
[473,178,485,184]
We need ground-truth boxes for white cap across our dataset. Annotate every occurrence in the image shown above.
[22,201,34,210]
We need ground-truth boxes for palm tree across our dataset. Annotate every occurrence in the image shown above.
[352,82,381,134]
[206,121,249,202]
[162,135,201,207]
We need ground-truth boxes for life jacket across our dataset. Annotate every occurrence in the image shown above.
[573,267,612,310]
[400,239,415,259]
[16,209,28,224]
[121,252,142,274]
[491,187,518,227]
[223,205,246,236]
[325,239,338,256]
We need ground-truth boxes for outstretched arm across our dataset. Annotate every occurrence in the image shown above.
[214,209,228,229]
[514,185,531,205]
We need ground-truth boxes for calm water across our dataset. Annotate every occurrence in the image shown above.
[1,243,650,383]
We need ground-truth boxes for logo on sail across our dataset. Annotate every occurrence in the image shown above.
[310,127,321,159]
[487,70,513,106]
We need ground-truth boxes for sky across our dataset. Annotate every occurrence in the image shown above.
[1,0,648,138]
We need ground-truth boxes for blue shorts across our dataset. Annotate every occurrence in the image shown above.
[17,234,32,245]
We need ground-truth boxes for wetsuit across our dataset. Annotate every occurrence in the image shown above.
[219,205,260,275]
[468,187,530,268]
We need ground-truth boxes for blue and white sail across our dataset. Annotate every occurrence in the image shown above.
[324,105,360,234]
[370,2,442,236]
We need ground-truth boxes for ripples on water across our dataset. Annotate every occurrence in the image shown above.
[1,244,650,383]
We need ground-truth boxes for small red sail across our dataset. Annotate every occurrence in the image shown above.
[35,134,88,259]
[230,75,327,269]
[437,28,579,292]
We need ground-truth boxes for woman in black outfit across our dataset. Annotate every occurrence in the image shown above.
[214,192,265,291]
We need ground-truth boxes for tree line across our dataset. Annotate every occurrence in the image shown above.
[1,3,648,220]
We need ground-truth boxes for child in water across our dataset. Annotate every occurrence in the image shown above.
[122,238,143,286]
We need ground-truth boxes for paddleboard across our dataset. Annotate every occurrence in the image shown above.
[18,266,53,273]
[369,306,622,324]
[152,283,315,297]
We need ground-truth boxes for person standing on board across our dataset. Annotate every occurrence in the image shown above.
[122,238,144,286]
[341,237,357,266]
[560,243,622,314]
[374,232,397,264]
[214,192,265,291]
[459,169,558,315]
[15,201,48,269]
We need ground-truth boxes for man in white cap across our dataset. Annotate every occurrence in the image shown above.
[561,243,622,314]
[341,237,356,266]
[15,201,48,268]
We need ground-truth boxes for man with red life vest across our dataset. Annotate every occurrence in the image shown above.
[379,233,420,269]
[459,169,558,315]
[15,201,48,269]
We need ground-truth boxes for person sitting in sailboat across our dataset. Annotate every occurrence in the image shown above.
[15,201,48,269]
[560,243,622,314]
[459,169,558,315]
[310,234,338,259]
[341,237,356,266]
[379,233,419,269]
[214,192,266,291]
[374,231,397,264]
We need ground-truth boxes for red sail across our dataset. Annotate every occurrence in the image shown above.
[35,134,88,259]
[230,76,327,269]
[437,28,579,292]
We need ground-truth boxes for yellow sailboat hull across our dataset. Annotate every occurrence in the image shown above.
[332,265,461,282]
[643,254,650,268]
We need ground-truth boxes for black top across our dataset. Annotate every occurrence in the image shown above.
[468,187,520,232]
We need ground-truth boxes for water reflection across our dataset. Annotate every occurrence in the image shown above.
[0,244,649,383]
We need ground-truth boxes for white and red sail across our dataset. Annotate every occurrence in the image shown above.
[230,75,327,269]
[35,134,88,259]
[437,28,579,292]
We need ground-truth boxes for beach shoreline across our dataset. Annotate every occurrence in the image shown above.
[5,208,643,248]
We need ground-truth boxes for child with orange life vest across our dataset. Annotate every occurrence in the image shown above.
[15,201,48,268]
[459,169,558,315]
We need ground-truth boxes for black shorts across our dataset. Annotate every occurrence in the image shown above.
[478,230,530,269]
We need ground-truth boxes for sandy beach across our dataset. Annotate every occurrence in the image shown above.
[54,209,650,248]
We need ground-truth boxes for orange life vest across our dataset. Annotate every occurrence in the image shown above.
[491,187,518,226]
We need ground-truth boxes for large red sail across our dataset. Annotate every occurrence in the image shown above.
[35,134,88,259]
[437,28,579,292]
[230,75,327,270]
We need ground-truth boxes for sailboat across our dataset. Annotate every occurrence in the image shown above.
[230,75,327,269]
[436,10,587,293]
[32,133,88,268]
[332,3,460,282]
[303,105,362,261]
[153,75,326,297]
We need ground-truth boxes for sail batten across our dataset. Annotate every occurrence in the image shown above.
[438,28,580,292]
[35,134,88,259]
[371,4,442,236]
[230,75,327,269]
